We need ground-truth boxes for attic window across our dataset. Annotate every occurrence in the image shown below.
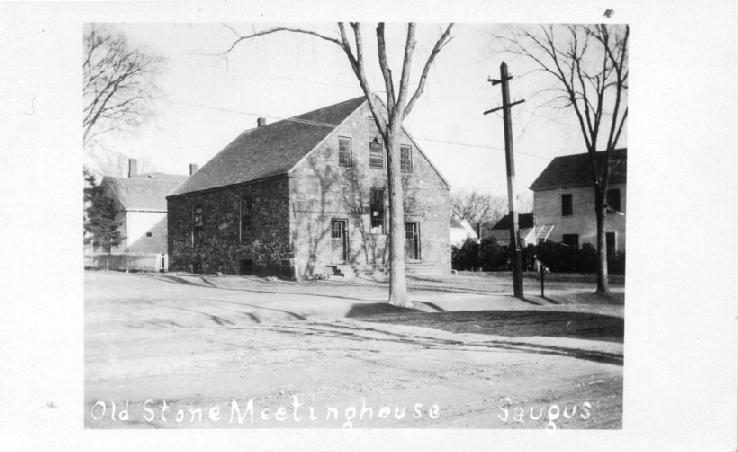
[367,116,380,138]
[338,137,352,167]
[400,145,413,172]
[146,232,152,237]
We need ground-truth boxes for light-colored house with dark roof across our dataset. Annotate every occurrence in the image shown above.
[449,216,477,247]
[167,96,451,278]
[100,160,190,254]
[530,149,626,254]
[484,213,538,247]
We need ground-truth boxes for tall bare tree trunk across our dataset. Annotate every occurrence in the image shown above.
[385,126,409,307]
[220,22,454,305]
[594,187,609,293]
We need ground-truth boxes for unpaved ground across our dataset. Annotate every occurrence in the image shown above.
[84,271,623,429]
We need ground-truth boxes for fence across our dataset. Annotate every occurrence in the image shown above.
[84,253,169,273]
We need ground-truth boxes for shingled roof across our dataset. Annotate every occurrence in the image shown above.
[491,213,535,231]
[103,173,188,211]
[170,97,367,196]
[530,148,627,191]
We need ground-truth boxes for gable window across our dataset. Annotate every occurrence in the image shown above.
[561,194,573,216]
[338,137,352,167]
[606,188,622,212]
[146,232,152,237]
[370,188,385,234]
[400,145,413,173]
[193,206,204,246]
[562,234,579,248]
[368,115,380,137]
[369,139,384,169]
[240,196,252,242]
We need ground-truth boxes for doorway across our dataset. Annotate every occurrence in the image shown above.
[331,219,348,264]
[405,222,420,260]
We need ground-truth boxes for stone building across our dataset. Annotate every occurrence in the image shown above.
[99,159,191,254]
[167,96,451,278]
[530,149,626,254]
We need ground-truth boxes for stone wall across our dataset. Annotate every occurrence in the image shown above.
[167,176,291,275]
[533,182,626,252]
[289,101,451,277]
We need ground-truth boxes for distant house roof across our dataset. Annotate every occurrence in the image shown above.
[103,172,188,211]
[450,216,467,229]
[530,148,627,191]
[491,213,535,231]
[170,97,368,196]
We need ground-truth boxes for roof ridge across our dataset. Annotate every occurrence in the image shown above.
[169,96,368,196]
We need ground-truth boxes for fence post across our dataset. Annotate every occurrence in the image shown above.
[539,260,545,298]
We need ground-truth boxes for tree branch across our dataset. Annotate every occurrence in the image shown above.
[376,23,396,109]
[403,23,453,119]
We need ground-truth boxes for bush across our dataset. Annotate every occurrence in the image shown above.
[452,237,625,275]
[479,238,508,271]
[452,238,481,270]
[608,250,626,275]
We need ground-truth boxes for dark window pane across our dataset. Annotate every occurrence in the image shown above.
[606,189,621,212]
[561,194,573,216]
[338,137,352,167]
[400,145,413,172]
[193,206,204,246]
[562,234,579,248]
[331,220,344,239]
[370,188,385,233]
[241,196,252,240]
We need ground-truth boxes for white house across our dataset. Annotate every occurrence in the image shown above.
[449,216,478,247]
[530,149,626,255]
[99,159,191,254]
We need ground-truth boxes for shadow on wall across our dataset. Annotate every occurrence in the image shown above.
[127,215,168,253]
[297,148,400,278]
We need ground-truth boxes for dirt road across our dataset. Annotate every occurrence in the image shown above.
[84,271,623,429]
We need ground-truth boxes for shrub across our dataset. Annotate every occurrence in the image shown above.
[608,250,626,275]
[451,238,481,270]
[452,237,625,275]
[479,237,508,271]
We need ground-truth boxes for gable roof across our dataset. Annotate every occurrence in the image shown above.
[530,148,627,191]
[103,173,188,211]
[491,213,535,231]
[170,97,367,196]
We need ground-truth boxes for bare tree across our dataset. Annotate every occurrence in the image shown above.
[83,24,163,149]
[222,23,453,307]
[451,190,507,226]
[497,24,628,293]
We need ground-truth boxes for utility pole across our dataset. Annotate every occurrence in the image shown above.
[484,62,525,299]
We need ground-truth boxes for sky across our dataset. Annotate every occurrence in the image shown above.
[87,23,626,200]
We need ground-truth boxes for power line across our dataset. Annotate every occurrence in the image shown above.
[169,56,495,107]
[160,98,552,161]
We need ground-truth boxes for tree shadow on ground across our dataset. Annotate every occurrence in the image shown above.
[146,273,381,303]
[272,317,623,366]
[346,305,623,344]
